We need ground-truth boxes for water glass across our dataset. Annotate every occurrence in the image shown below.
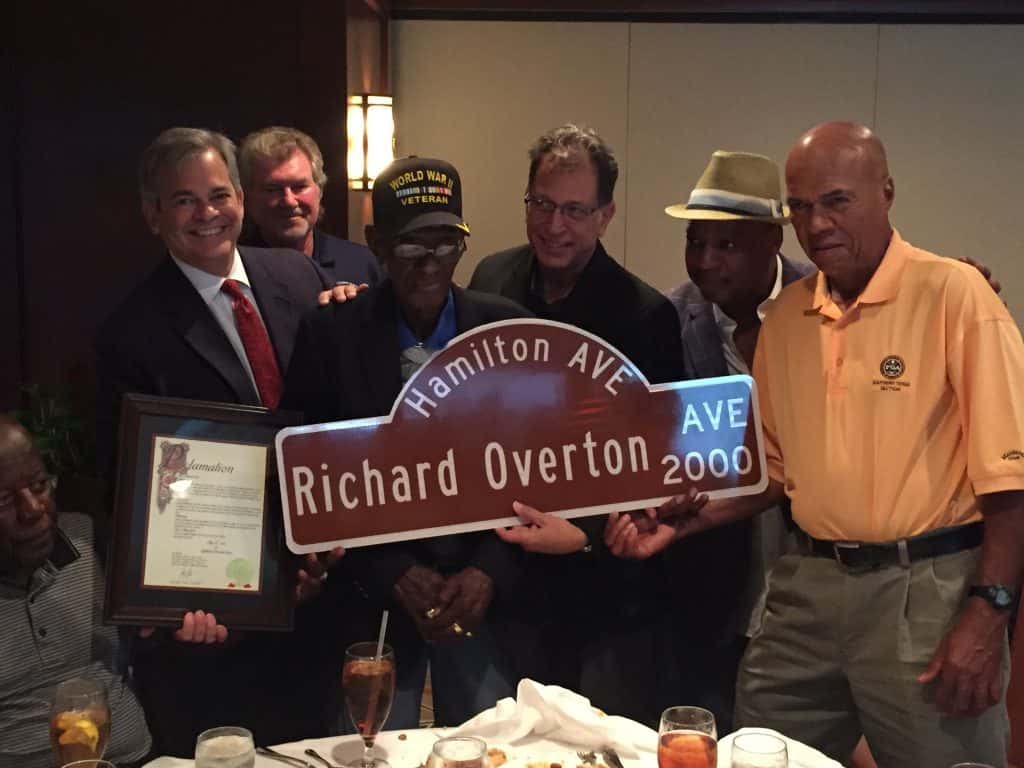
[731,732,788,768]
[430,737,487,768]
[195,726,255,768]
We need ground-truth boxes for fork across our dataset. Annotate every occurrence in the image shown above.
[256,746,315,768]
[577,751,598,765]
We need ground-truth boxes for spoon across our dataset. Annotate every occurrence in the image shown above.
[305,747,344,768]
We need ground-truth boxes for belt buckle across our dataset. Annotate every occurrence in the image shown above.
[832,541,860,568]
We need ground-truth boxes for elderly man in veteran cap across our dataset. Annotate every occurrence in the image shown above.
[659,150,812,735]
[607,122,1024,768]
[282,156,528,728]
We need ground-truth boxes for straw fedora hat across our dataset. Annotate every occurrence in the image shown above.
[665,150,789,224]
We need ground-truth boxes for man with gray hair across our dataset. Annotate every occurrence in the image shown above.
[239,126,381,286]
[96,126,363,756]
[470,124,684,724]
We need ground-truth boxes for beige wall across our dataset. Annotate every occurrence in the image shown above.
[393,20,1024,323]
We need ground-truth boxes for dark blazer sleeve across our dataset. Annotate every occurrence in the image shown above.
[280,306,339,424]
[636,297,686,385]
[467,530,527,599]
[95,320,152,484]
[345,546,420,607]
[282,299,423,606]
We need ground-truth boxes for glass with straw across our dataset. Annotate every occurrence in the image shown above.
[344,611,396,768]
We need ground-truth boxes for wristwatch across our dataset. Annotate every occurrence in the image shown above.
[968,584,1017,611]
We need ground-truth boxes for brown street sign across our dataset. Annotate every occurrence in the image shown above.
[276,319,767,551]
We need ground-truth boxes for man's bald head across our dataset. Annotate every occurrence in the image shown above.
[0,414,58,575]
[784,121,895,301]
[789,121,889,179]
[0,415,33,456]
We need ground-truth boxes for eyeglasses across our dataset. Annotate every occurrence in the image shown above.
[0,474,57,515]
[523,194,603,222]
[392,240,466,263]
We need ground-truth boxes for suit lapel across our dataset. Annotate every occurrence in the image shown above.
[153,258,261,405]
[682,303,729,379]
[498,249,533,306]
[452,285,482,331]
[358,283,404,415]
[241,248,298,371]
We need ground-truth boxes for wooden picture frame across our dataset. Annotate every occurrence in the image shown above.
[104,394,301,631]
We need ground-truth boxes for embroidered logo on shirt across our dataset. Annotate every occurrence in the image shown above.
[879,355,905,379]
[1002,450,1024,461]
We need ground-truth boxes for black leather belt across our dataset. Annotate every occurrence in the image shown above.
[800,522,983,570]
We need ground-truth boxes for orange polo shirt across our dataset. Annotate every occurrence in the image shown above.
[753,231,1024,541]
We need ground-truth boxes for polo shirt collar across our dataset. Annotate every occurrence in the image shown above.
[0,527,80,595]
[397,288,457,351]
[811,229,905,317]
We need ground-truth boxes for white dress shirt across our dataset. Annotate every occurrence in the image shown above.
[171,250,269,393]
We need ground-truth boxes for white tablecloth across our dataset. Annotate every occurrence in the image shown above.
[143,725,840,768]
[143,728,639,768]
[142,680,839,768]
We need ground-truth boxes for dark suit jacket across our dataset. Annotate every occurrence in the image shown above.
[668,253,816,380]
[470,242,685,386]
[241,226,382,286]
[664,253,815,644]
[311,228,382,286]
[280,281,529,606]
[469,242,685,619]
[96,245,332,472]
[94,246,354,756]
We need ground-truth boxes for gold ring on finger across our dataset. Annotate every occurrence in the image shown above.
[451,622,464,635]
[425,607,440,619]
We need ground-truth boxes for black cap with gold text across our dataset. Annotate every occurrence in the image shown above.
[372,156,470,238]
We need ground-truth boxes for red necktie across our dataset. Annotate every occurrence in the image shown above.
[221,279,282,408]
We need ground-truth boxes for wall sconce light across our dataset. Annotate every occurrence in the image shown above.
[347,94,394,190]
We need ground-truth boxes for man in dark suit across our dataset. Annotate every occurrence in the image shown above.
[468,124,684,726]
[95,127,362,756]
[282,156,527,728]
[239,126,382,286]
[660,150,814,734]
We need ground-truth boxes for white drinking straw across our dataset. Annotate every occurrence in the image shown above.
[375,610,389,661]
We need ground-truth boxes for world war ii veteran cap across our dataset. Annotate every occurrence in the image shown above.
[372,156,471,238]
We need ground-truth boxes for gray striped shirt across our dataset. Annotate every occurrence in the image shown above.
[0,512,151,767]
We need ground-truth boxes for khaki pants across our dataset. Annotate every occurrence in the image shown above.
[735,549,1010,768]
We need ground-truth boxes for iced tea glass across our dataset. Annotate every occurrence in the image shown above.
[343,642,396,768]
[50,678,110,767]
[658,706,717,768]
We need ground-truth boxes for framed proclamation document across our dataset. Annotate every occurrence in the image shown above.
[105,394,301,631]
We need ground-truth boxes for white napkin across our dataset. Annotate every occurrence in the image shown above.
[450,679,657,759]
[717,728,842,768]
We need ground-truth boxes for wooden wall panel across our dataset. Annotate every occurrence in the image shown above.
[9,1,350,411]
[392,20,631,284]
